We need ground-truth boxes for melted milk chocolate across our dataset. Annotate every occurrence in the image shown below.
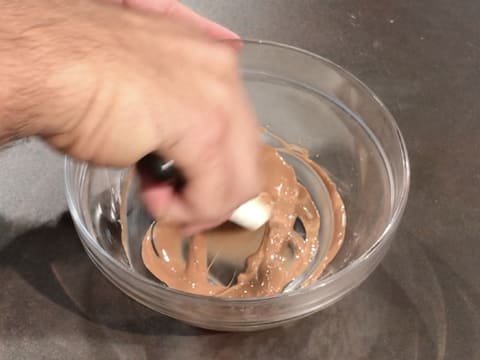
[140,143,346,298]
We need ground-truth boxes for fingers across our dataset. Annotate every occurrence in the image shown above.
[138,46,261,233]
[182,214,232,237]
[140,181,175,217]
[162,108,235,223]
[118,0,239,40]
[160,1,239,40]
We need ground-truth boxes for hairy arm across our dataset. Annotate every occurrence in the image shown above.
[0,1,50,142]
[0,0,103,144]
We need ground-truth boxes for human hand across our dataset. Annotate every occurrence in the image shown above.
[99,0,250,234]
[1,0,260,234]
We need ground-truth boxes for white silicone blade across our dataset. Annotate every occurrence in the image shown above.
[229,195,272,231]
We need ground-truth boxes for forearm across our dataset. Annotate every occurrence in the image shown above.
[0,1,45,143]
[0,0,111,145]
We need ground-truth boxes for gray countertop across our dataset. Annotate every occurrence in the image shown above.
[1,0,479,359]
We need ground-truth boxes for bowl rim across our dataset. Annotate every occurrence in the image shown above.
[64,39,410,304]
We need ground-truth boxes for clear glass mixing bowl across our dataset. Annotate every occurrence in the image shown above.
[65,40,409,331]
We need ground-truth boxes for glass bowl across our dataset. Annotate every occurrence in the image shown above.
[65,40,409,331]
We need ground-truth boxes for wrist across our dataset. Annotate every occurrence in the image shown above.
[0,40,42,142]
[0,0,113,142]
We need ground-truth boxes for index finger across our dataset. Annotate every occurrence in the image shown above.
[121,0,240,41]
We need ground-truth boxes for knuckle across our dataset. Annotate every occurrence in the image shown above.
[209,92,234,120]
[198,116,228,155]
[216,46,237,68]
[210,45,238,75]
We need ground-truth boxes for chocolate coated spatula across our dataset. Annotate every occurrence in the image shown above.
[136,153,271,231]
[123,150,334,291]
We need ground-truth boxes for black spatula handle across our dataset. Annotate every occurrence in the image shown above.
[136,153,186,191]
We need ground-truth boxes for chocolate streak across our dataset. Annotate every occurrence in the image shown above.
[140,142,346,298]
